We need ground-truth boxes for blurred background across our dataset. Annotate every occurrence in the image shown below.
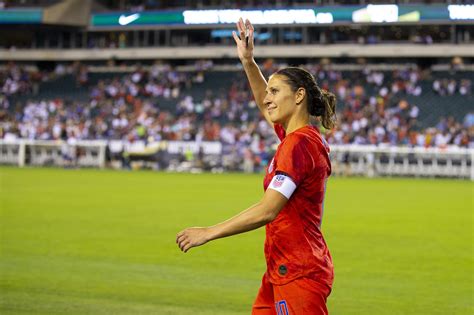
[0,1,473,315]
[0,0,472,178]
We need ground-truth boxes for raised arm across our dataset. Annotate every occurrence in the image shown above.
[176,189,287,253]
[232,18,273,127]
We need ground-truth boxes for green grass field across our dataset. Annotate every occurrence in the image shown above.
[0,167,472,314]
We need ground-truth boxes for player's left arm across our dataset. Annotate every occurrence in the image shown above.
[176,188,288,253]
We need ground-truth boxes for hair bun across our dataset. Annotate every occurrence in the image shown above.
[312,105,325,116]
[309,86,325,116]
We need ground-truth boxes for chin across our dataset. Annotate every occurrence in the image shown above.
[269,115,280,124]
[268,112,280,124]
[269,113,284,125]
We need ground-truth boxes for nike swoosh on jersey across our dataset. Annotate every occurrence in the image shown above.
[118,13,140,26]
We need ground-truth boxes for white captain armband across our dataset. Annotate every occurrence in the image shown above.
[268,174,297,199]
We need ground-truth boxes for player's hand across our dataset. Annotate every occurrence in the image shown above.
[176,227,210,253]
[232,18,254,62]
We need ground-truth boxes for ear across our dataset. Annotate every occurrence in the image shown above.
[295,87,306,105]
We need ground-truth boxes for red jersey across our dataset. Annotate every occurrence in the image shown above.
[263,124,334,287]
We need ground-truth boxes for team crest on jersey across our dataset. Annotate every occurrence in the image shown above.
[273,175,285,188]
[268,158,275,173]
[275,300,289,315]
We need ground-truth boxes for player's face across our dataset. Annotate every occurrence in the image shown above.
[264,75,298,124]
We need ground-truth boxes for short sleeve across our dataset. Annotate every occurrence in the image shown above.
[275,135,314,186]
[274,124,286,141]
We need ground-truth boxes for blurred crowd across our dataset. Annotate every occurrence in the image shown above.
[300,64,472,148]
[0,62,43,97]
[1,62,473,164]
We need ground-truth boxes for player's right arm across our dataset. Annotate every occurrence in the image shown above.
[232,18,273,127]
[176,188,289,253]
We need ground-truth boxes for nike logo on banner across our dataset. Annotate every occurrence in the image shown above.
[118,13,140,26]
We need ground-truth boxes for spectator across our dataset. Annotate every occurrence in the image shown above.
[1,62,471,153]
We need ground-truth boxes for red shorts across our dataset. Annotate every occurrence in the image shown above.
[252,274,332,315]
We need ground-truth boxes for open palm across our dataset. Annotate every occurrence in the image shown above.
[232,18,255,61]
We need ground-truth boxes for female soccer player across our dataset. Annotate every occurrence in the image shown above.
[176,18,337,315]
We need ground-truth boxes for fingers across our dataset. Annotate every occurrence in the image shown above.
[233,18,245,46]
[179,239,190,252]
[236,18,244,39]
[247,23,254,48]
[236,17,251,44]
[246,19,254,41]
[242,18,254,48]
[177,232,191,252]
[236,19,242,33]
[245,18,253,32]
[182,243,192,253]
[176,232,185,244]
[176,227,208,253]
[232,31,241,45]
[176,229,187,248]
[176,229,197,253]
[237,17,245,34]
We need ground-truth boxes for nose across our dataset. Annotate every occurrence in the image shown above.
[263,93,272,107]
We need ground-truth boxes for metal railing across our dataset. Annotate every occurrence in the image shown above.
[1,139,472,179]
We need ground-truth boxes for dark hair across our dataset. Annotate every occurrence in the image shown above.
[275,67,337,129]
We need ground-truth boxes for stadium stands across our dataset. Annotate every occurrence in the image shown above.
[1,62,472,146]
[0,0,472,176]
